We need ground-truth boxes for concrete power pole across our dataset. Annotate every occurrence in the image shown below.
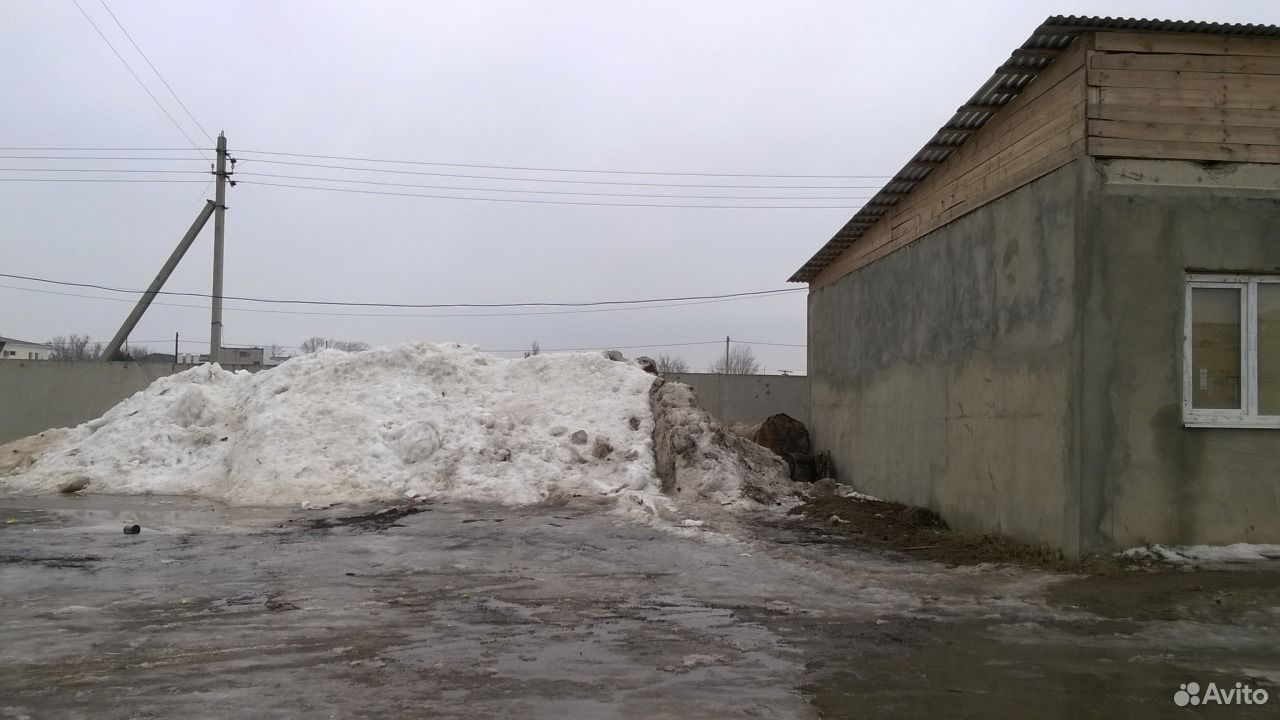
[210,132,229,363]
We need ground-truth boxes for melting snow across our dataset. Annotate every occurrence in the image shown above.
[2,343,668,511]
[1123,543,1280,565]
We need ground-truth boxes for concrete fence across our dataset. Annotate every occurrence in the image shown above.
[665,373,808,427]
[0,361,261,446]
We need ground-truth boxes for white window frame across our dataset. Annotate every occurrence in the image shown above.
[1183,273,1280,428]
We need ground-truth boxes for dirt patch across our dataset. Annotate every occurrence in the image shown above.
[305,504,430,532]
[1049,567,1280,621]
[787,495,1122,572]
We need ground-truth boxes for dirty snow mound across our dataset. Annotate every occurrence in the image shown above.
[649,379,793,508]
[1,344,663,508]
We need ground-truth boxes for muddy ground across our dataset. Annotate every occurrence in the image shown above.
[2,494,1278,719]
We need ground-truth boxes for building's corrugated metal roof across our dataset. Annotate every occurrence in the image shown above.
[0,336,51,347]
[789,15,1280,284]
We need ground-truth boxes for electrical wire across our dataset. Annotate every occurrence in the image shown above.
[237,180,860,209]
[233,171,872,201]
[0,282,803,319]
[235,148,891,180]
[732,340,807,348]
[0,155,210,161]
[0,168,207,174]
[234,158,884,190]
[0,147,205,152]
[0,178,209,184]
[0,271,804,309]
[97,0,214,145]
[69,0,208,158]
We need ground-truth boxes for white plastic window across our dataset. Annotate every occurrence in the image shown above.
[1184,274,1280,428]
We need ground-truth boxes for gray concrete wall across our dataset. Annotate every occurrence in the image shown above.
[1080,158,1280,549]
[807,162,1084,551]
[0,362,262,445]
[665,373,808,427]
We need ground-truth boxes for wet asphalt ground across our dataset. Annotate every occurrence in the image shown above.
[1,495,1278,719]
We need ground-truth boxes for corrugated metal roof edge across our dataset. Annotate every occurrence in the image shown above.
[789,14,1280,284]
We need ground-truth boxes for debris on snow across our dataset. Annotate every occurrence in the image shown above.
[58,476,90,494]
[648,377,793,508]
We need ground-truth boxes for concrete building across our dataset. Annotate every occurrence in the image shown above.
[176,347,268,366]
[792,16,1280,555]
[0,336,51,361]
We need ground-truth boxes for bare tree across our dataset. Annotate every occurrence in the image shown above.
[524,340,541,358]
[656,353,689,373]
[709,345,760,375]
[120,344,151,361]
[300,337,369,353]
[48,334,104,361]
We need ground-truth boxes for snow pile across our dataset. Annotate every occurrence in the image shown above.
[649,379,792,507]
[1123,543,1280,566]
[1,343,675,510]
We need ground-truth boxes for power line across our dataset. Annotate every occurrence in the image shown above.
[69,0,208,159]
[0,178,208,184]
[0,147,205,152]
[234,171,873,201]
[126,338,764,355]
[0,155,209,161]
[235,148,892,180]
[0,282,802,319]
[0,271,804,309]
[732,340,806,348]
[0,168,207,174]
[238,180,860,209]
[96,0,214,145]
[236,158,884,190]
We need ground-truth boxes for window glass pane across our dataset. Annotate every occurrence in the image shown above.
[1260,283,1280,415]
[1191,287,1242,410]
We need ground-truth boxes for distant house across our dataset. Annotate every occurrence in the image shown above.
[218,347,265,366]
[137,353,177,363]
[792,16,1280,554]
[175,347,269,366]
[0,336,52,361]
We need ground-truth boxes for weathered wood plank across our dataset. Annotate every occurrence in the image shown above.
[810,37,1089,288]
[1088,136,1280,163]
[868,146,1080,271]
[1095,85,1280,111]
[1089,68,1280,93]
[1090,50,1280,75]
[1089,118,1280,146]
[1093,32,1280,58]
[895,111,1083,240]
[892,89,1084,229]
[1089,103,1280,129]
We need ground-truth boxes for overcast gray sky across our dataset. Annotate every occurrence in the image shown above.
[4,0,1279,372]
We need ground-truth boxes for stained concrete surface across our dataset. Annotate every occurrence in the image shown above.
[1,495,1278,719]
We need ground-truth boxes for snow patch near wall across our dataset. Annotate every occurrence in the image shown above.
[1123,543,1280,566]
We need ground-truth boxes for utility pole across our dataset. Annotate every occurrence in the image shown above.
[724,336,730,375]
[210,131,228,363]
[174,332,179,365]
